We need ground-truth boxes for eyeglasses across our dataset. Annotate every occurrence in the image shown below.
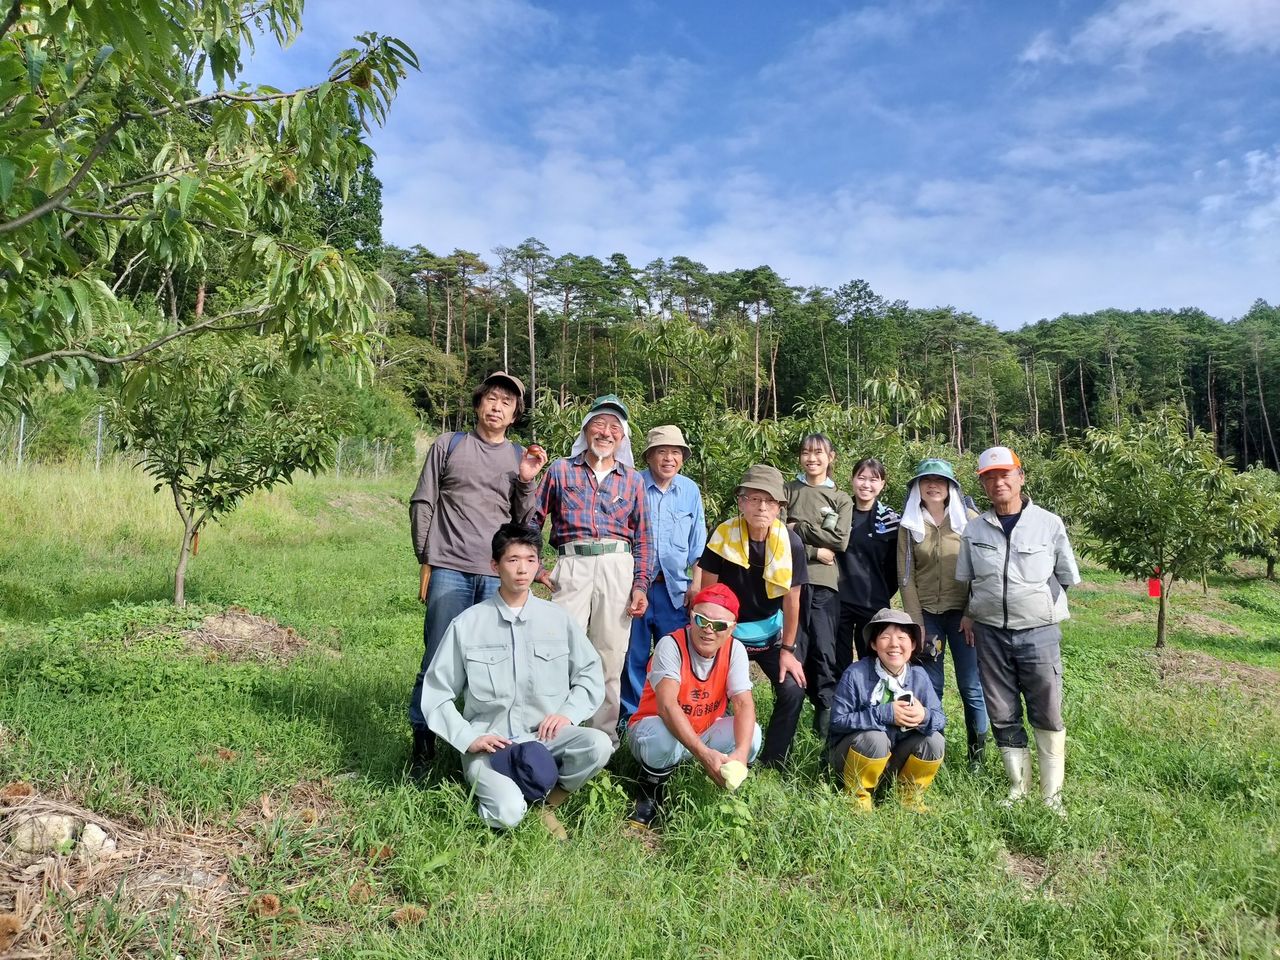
[736,494,779,508]
[692,612,732,632]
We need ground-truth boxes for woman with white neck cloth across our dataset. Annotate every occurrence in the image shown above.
[897,459,989,771]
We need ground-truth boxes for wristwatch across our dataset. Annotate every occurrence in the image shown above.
[780,644,797,654]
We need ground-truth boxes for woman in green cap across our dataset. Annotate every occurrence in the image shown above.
[896,459,988,770]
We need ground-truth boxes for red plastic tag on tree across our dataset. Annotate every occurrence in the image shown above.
[1147,566,1160,597]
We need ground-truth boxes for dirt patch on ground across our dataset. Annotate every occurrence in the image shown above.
[1174,612,1244,637]
[1154,648,1280,702]
[1072,578,1149,595]
[1110,610,1244,637]
[0,780,386,958]
[180,607,309,663]
[1000,849,1050,890]
[1114,610,1149,626]
[327,492,400,522]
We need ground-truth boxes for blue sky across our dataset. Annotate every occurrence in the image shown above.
[246,0,1280,328]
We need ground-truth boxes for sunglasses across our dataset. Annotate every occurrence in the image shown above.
[692,612,732,632]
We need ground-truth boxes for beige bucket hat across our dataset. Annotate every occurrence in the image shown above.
[641,424,692,461]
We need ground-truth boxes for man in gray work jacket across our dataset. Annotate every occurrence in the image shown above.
[407,371,549,778]
[421,523,611,837]
[958,446,1081,815]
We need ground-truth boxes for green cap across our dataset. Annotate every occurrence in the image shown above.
[587,394,629,424]
[910,458,958,485]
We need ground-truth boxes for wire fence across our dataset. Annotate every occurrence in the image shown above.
[0,410,406,478]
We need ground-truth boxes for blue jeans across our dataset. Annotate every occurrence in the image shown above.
[619,582,689,722]
[920,609,989,739]
[407,567,501,732]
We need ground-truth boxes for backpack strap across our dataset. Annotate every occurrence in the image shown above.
[442,431,466,472]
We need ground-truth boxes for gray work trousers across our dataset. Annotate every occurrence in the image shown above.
[973,622,1064,748]
[461,726,613,831]
[827,729,945,784]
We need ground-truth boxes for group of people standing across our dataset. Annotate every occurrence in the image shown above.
[408,372,1081,837]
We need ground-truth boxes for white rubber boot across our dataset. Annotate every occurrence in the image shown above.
[1034,728,1067,817]
[999,746,1032,807]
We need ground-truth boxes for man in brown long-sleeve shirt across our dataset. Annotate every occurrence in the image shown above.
[407,372,548,778]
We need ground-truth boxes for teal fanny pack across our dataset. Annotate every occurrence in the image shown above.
[733,609,784,649]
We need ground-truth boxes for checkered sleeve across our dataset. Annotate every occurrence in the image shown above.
[628,471,653,592]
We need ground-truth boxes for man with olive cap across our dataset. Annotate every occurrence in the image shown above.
[618,424,708,732]
[530,394,653,745]
[958,446,1081,815]
[407,371,550,778]
[625,583,761,829]
[697,463,809,768]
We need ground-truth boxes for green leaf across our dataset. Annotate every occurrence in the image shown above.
[67,279,94,327]
[52,286,75,324]
[0,158,15,205]
[0,330,11,368]
[24,42,47,92]
[178,174,199,214]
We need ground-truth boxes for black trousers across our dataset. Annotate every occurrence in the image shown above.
[748,642,807,768]
[802,585,840,711]
[836,603,878,677]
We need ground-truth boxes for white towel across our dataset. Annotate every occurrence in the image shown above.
[900,480,969,544]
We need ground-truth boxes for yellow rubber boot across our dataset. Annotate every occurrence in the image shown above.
[841,748,890,812]
[897,754,943,813]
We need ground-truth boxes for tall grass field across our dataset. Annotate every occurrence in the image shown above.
[1,462,1277,958]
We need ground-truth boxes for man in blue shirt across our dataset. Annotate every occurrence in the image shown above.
[618,425,707,733]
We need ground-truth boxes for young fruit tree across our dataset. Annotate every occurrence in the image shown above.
[0,0,417,413]
[113,340,344,606]
[1053,411,1274,647]
[1236,467,1280,580]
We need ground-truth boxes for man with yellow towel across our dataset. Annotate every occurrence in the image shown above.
[696,464,809,769]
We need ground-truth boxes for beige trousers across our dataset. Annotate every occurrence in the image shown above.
[552,548,634,745]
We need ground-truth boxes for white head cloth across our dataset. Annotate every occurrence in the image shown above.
[569,409,634,467]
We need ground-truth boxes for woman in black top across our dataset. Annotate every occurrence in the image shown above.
[836,457,900,672]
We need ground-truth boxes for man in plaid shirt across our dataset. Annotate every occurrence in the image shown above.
[530,395,653,746]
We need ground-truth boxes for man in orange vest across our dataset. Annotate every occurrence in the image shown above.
[624,583,761,829]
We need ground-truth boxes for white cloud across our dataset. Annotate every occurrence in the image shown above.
[1031,0,1280,64]
[1019,30,1064,65]
[243,0,1279,328]
[1000,135,1150,171]
[761,0,948,86]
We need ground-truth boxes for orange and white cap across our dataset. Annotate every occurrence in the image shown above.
[977,446,1022,474]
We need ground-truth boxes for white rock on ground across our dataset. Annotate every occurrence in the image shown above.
[11,814,79,854]
[77,822,117,859]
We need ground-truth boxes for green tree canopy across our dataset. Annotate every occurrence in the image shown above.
[1053,411,1274,647]
[0,0,417,412]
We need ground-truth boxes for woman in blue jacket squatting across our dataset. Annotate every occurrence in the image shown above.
[828,607,945,811]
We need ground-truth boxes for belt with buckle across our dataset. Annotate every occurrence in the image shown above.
[557,539,631,557]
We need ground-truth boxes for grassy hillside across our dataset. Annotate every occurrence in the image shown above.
[0,463,1277,959]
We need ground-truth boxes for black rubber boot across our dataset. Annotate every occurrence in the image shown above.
[812,705,831,740]
[626,766,671,830]
[409,727,436,783]
[966,728,988,773]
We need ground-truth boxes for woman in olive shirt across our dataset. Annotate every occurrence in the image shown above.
[785,434,853,738]
[897,458,988,769]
